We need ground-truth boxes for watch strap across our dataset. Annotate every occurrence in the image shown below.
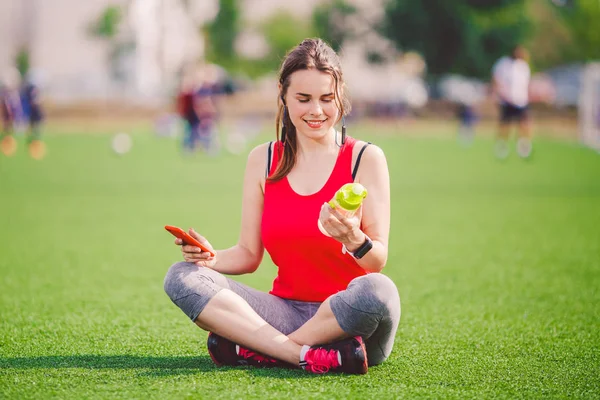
[342,235,373,259]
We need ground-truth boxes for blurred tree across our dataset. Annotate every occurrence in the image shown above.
[15,48,30,78]
[90,6,122,38]
[89,6,128,82]
[556,0,600,62]
[204,0,240,68]
[520,0,600,71]
[525,0,573,71]
[312,0,357,52]
[379,0,531,78]
[262,12,316,67]
[222,12,315,79]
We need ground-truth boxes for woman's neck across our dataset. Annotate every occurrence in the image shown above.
[295,129,341,160]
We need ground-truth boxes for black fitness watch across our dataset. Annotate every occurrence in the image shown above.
[346,235,373,259]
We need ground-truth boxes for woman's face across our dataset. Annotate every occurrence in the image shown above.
[283,68,340,141]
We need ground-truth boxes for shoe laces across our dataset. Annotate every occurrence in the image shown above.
[304,348,340,374]
[237,347,277,365]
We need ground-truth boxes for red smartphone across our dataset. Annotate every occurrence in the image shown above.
[164,225,215,257]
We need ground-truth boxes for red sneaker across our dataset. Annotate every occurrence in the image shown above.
[300,336,368,374]
[207,332,292,368]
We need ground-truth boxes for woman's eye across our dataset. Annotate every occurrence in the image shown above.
[322,99,333,103]
[298,99,309,103]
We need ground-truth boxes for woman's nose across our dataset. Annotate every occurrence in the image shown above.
[309,101,323,116]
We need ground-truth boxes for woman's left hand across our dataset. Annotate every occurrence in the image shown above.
[319,203,364,246]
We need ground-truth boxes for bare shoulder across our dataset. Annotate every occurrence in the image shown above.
[247,142,272,168]
[247,142,275,191]
[352,140,387,174]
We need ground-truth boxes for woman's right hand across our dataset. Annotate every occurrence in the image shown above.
[176,228,217,268]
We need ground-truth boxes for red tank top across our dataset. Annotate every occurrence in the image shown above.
[261,136,367,302]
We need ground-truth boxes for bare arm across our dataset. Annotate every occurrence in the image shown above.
[318,144,391,272]
[346,144,390,272]
[180,144,269,275]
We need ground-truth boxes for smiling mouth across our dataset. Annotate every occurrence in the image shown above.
[303,119,327,128]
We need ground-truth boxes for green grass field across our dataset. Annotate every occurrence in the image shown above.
[1,122,599,399]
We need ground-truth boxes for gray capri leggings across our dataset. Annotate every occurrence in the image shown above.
[164,262,401,366]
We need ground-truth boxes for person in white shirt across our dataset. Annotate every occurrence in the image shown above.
[492,46,532,159]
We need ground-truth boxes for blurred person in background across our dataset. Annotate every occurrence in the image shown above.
[492,45,532,159]
[164,38,400,375]
[176,64,227,155]
[20,69,46,158]
[193,64,221,155]
[196,63,238,155]
[456,101,478,147]
[176,65,203,154]
[1,68,22,156]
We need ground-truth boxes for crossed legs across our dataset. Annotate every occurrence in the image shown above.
[164,262,400,366]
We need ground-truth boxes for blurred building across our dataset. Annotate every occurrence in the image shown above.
[0,0,425,109]
[0,0,217,104]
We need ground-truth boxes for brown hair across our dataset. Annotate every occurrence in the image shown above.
[268,38,351,182]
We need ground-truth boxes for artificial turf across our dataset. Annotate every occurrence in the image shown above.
[1,121,599,399]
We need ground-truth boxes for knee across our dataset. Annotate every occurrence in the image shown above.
[351,273,401,319]
[331,273,400,338]
[163,261,196,301]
